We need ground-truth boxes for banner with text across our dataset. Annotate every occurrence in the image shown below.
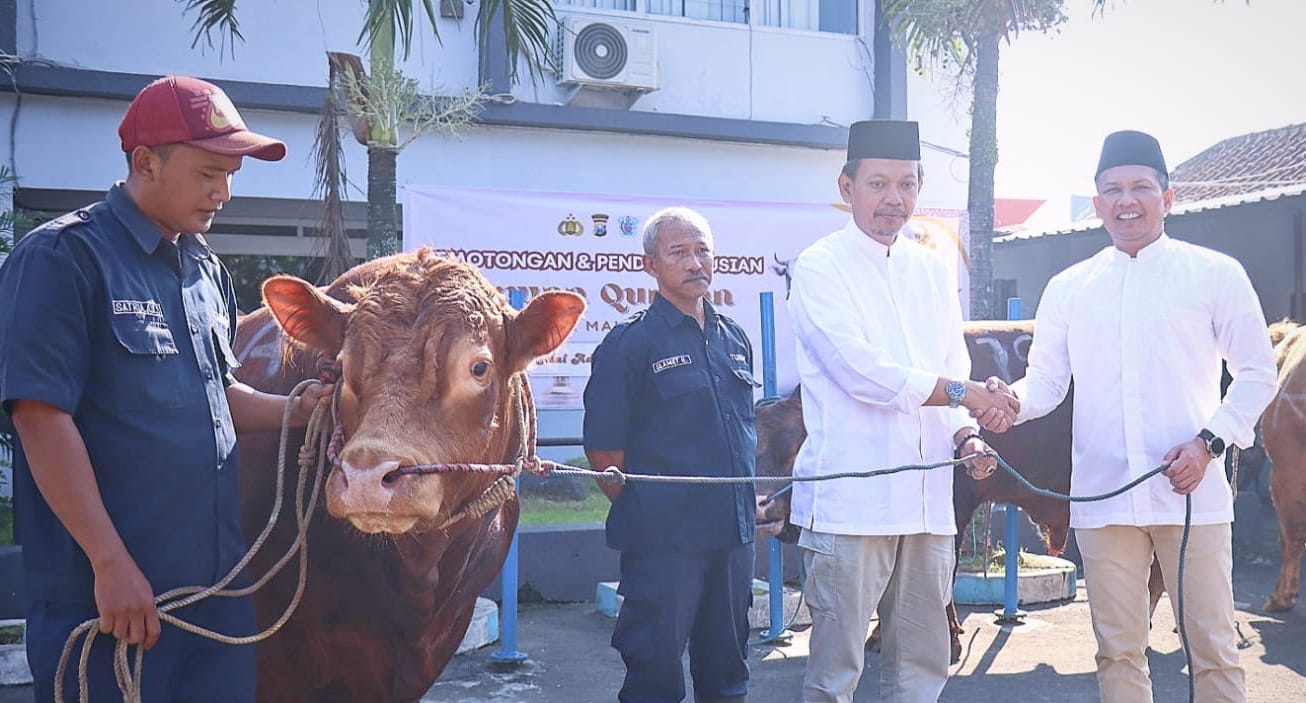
[404,185,968,410]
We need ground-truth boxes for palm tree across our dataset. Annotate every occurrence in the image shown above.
[881,0,1067,320]
[183,0,556,261]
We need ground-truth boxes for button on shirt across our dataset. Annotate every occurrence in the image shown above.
[584,294,758,552]
[0,184,246,604]
[788,220,973,536]
[1012,235,1278,529]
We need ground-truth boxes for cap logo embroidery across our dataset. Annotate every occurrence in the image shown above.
[190,91,238,132]
[652,355,692,374]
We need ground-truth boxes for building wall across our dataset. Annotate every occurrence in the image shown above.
[993,194,1306,323]
[1,0,971,214]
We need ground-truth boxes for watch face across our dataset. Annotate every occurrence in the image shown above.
[1210,437,1226,455]
[945,381,965,406]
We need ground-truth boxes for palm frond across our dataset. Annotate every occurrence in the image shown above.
[477,0,558,85]
[360,0,443,60]
[181,0,244,58]
[881,0,1065,78]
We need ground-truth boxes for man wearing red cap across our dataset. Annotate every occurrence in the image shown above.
[0,75,327,702]
[1000,130,1277,702]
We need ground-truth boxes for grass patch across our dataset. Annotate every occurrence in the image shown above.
[518,456,612,527]
[958,548,1064,574]
[519,488,611,527]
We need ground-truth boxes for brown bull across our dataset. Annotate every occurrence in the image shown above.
[1263,319,1306,612]
[232,249,583,702]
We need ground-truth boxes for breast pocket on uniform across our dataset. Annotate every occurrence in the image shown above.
[212,329,242,381]
[731,367,761,388]
[729,367,761,420]
[109,316,185,408]
[654,368,710,400]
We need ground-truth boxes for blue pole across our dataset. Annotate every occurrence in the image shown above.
[999,297,1026,624]
[759,292,788,642]
[493,289,529,663]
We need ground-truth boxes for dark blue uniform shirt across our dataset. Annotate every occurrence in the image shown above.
[584,293,758,552]
[0,183,245,604]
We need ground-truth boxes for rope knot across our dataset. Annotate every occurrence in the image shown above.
[602,466,627,486]
[519,455,547,476]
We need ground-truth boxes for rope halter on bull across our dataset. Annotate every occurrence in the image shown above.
[347,371,549,531]
[54,377,337,703]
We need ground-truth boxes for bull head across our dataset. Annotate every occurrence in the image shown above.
[261,253,584,535]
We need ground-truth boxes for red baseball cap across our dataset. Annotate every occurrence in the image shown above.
[118,75,287,161]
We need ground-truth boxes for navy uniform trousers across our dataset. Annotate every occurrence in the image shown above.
[27,596,256,703]
[613,543,753,703]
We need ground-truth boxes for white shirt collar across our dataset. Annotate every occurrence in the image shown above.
[838,217,899,258]
[1109,232,1171,262]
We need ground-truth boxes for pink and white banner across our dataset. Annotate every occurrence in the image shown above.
[404,185,968,409]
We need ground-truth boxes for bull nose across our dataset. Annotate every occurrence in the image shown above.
[336,458,404,509]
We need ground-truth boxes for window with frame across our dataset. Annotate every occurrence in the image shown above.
[554,0,858,34]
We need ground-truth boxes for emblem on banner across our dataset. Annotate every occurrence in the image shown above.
[557,214,584,237]
[591,213,609,237]
[619,215,638,237]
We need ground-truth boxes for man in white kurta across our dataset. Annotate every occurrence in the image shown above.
[787,119,1016,703]
[1010,130,1277,703]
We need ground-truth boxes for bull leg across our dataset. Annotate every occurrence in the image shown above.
[1147,556,1165,622]
[946,600,963,663]
[1264,518,1305,612]
[1265,454,1306,612]
[865,603,962,664]
[866,622,882,652]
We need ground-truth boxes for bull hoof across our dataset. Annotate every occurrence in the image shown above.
[1263,595,1297,612]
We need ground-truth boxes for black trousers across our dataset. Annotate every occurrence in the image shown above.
[613,542,753,703]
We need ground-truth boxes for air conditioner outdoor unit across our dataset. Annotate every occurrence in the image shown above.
[559,16,658,92]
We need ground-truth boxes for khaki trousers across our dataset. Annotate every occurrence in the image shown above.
[798,531,954,703]
[1076,523,1245,703]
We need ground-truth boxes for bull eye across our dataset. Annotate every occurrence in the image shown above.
[471,360,490,378]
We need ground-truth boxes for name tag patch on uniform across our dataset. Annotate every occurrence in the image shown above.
[112,299,164,319]
[652,355,692,374]
[730,353,747,363]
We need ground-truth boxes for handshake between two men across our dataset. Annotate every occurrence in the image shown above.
[947,377,1020,482]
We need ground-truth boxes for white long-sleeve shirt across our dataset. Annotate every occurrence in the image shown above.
[788,220,973,536]
[1012,234,1278,528]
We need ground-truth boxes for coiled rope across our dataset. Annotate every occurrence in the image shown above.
[55,379,333,703]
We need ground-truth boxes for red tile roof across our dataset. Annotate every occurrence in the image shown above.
[1171,123,1306,203]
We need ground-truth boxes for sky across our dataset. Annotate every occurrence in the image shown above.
[989,0,1306,227]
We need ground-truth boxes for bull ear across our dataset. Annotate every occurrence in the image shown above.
[262,275,351,357]
[507,291,585,372]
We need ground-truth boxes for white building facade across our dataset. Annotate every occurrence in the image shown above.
[0,0,969,300]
